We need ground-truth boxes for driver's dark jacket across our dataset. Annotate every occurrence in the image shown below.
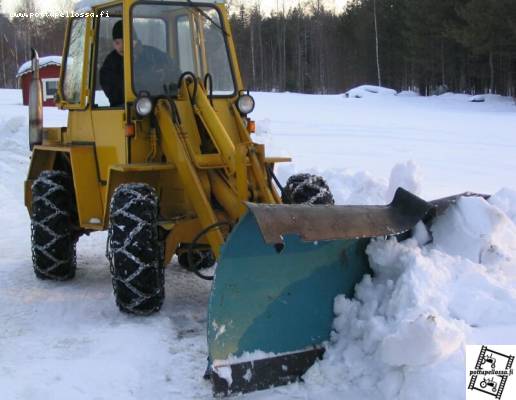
[99,50,124,107]
[100,45,181,107]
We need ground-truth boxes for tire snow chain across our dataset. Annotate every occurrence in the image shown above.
[290,175,333,205]
[106,187,163,314]
[31,175,76,280]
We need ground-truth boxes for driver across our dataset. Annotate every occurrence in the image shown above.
[100,20,182,107]
[100,20,124,107]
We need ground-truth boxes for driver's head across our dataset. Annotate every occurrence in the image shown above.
[112,20,123,56]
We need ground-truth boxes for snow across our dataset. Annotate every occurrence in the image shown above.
[213,366,233,387]
[297,193,516,399]
[216,350,286,364]
[385,160,422,202]
[1,88,516,399]
[344,85,398,98]
[252,90,516,199]
[470,95,486,103]
[16,56,62,78]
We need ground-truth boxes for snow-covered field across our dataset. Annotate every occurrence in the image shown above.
[1,88,516,399]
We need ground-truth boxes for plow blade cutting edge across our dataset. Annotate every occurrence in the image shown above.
[207,188,436,396]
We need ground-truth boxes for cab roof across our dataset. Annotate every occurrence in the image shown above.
[75,0,225,12]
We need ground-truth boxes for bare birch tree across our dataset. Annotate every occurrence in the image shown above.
[373,0,381,86]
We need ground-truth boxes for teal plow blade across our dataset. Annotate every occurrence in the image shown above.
[207,188,433,396]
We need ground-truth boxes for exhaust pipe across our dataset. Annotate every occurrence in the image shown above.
[29,48,43,149]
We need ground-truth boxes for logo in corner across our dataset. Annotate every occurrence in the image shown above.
[467,345,515,399]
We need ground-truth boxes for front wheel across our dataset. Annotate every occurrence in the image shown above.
[107,183,164,315]
[31,170,78,280]
[282,173,335,205]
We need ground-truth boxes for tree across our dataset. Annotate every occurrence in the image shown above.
[450,0,516,93]
[373,0,381,86]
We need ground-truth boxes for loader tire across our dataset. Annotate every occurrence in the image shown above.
[282,173,335,205]
[177,248,216,270]
[107,183,164,315]
[31,170,77,280]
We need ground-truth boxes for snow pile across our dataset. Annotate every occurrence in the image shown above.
[0,116,26,152]
[273,160,421,205]
[16,56,62,77]
[432,196,516,267]
[469,95,486,103]
[274,163,386,205]
[489,188,516,224]
[437,92,509,105]
[344,85,397,99]
[0,113,29,195]
[397,90,420,97]
[301,193,516,400]
[385,160,422,202]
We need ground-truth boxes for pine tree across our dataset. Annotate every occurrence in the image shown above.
[450,0,516,93]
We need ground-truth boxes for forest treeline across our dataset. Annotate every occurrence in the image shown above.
[0,0,68,88]
[1,0,516,95]
[231,0,516,95]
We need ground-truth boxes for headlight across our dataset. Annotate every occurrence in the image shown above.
[236,94,255,115]
[135,95,153,117]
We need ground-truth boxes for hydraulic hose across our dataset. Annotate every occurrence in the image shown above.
[188,221,232,281]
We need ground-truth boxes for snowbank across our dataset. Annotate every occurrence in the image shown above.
[300,193,516,400]
[344,85,397,98]
[469,95,486,103]
[273,160,421,206]
[397,90,420,97]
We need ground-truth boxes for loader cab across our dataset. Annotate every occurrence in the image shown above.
[56,0,244,191]
[130,3,236,98]
[59,0,238,111]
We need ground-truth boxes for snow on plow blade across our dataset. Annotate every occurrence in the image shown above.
[207,188,435,396]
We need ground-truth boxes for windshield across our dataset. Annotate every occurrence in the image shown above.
[131,3,234,97]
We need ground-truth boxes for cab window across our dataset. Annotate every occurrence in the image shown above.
[94,5,123,108]
[62,18,87,103]
[131,4,235,97]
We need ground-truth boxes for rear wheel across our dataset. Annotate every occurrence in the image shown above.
[282,173,334,205]
[31,170,77,280]
[107,183,164,315]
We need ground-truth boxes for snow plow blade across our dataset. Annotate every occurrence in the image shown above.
[207,188,435,396]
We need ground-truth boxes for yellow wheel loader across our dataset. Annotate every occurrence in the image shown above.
[24,0,478,396]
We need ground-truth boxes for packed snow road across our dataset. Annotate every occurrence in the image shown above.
[0,88,515,399]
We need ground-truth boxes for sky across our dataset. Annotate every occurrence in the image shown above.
[2,0,350,15]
